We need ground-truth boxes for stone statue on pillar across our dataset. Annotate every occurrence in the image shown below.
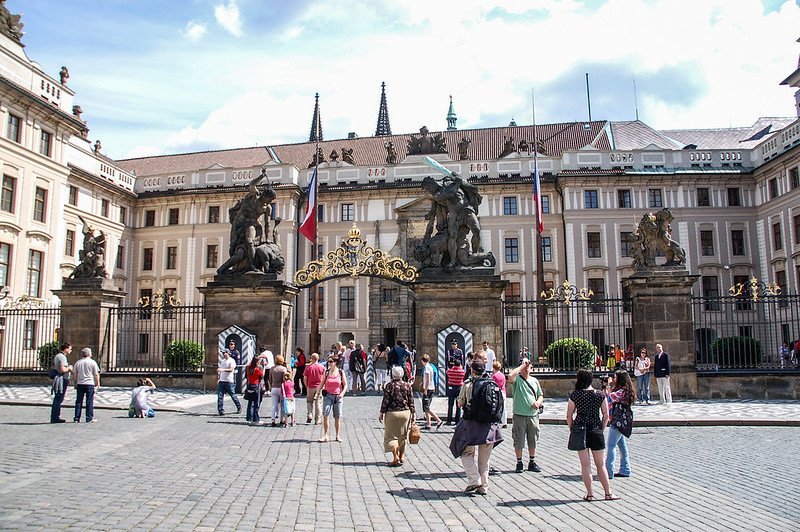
[69,216,107,279]
[629,208,687,270]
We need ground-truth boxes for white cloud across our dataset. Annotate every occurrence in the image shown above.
[183,21,207,42]
[215,1,243,37]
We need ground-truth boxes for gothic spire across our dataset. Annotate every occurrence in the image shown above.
[309,93,323,142]
[375,82,392,136]
[446,95,457,130]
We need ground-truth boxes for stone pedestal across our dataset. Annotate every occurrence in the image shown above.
[53,278,126,366]
[411,271,508,370]
[622,269,699,398]
[199,274,298,389]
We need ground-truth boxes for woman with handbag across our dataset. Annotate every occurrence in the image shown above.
[317,355,347,442]
[244,355,264,425]
[566,368,619,501]
[379,366,415,466]
[605,369,634,479]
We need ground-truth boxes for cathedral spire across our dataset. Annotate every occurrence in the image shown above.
[375,82,392,136]
[309,93,323,142]
[446,95,457,130]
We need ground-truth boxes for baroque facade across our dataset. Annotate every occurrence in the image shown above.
[2,18,799,361]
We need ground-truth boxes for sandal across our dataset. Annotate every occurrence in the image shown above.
[335,436,342,442]
[604,493,621,501]
[583,495,594,502]
[318,436,329,443]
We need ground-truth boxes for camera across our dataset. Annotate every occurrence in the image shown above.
[599,375,610,389]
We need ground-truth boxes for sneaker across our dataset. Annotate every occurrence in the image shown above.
[489,467,501,476]
[236,408,242,414]
[615,473,630,478]
[464,484,480,493]
[51,419,67,424]
[515,461,524,473]
[476,486,487,495]
[87,419,97,424]
[218,411,225,416]
[528,459,541,472]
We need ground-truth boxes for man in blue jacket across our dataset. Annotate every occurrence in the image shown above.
[654,343,672,404]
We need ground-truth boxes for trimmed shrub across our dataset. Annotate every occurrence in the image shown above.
[37,341,61,370]
[163,340,205,371]
[711,336,761,368]
[544,338,595,370]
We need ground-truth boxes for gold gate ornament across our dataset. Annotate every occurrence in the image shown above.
[294,223,419,287]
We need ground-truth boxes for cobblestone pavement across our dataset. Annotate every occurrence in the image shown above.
[0,396,798,531]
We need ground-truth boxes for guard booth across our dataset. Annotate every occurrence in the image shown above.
[217,325,257,394]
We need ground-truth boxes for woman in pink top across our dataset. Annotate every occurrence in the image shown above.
[281,373,296,427]
[491,361,507,428]
[316,355,348,442]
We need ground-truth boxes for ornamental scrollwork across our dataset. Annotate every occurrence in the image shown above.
[294,224,419,288]
[138,290,181,312]
[540,280,594,305]
[728,277,780,302]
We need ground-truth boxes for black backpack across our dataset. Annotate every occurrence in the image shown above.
[462,377,503,423]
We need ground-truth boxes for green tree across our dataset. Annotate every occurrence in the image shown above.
[163,340,205,371]
[544,337,595,370]
[37,340,61,370]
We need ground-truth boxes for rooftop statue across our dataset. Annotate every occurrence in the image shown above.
[498,136,516,158]
[69,216,107,279]
[0,0,23,43]
[458,137,471,160]
[307,147,326,168]
[629,208,687,270]
[216,168,285,276]
[341,147,354,164]
[59,66,69,85]
[407,126,447,155]
[385,141,398,165]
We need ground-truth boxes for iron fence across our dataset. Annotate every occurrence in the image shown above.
[0,305,61,370]
[692,293,800,371]
[503,297,633,373]
[103,305,205,372]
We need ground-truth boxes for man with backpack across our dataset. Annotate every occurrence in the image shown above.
[507,358,543,473]
[387,341,412,381]
[449,361,504,496]
[349,343,367,395]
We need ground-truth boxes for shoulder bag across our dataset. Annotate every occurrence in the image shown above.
[518,376,544,414]
[567,423,587,450]
[611,399,633,438]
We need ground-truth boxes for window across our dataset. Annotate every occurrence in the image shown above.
[33,187,47,222]
[339,286,355,319]
[163,288,177,319]
[39,130,52,157]
[768,178,779,200]
[382,287,398,303]
[168,208,179,225]
[790,167,799,190]
[727,187,741,207]
[6,113,20,142]
[142,248,153,270]
[163,333,174,352]
[313,244,324,260]
[795,214,800,245]
[68,185,78,206]
[208,206,220,224]
[119,206,127,225]
[617,189,631,208]
[1,176,16,213]
[318,204,325,222]
[773,223,783,251]
[27,250,43,298]
[138,333,150,353]
[23,320,36,350]
[587,232,601,258]
[503,197,518,215]
[504,237,519,263]
[701,276,720,311]
[0,242,11,288]
[733,275,752,311]
[731,230,745,256]
[144,210,155,227]
[541,195,550,214]
[308,286,324,319]
[648,189,663,208]
[587,277,605,313]
[620,232,632,258]
[206,244,218,268]
[776,270,788,308]
[700,230,715,256]
[101,198,109,218]
[341,203,354,222]
[166,246,177,270]
[504,282,521,316]
[116,245,124,269]
[65,229,75,257]
[697,188,710,207]
[138,289,152,319]
[541,236,552,262]
[584,190,598,209]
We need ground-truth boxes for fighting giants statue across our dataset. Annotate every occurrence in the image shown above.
[216,168,285,276]
[629,208,686,270]
[69,216,107,279]
[414,158,496,270]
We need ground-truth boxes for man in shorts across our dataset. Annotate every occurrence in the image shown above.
[507,358,543,473]
[421,354,443,429]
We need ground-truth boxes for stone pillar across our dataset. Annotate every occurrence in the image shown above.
[199,275,298,390]
[411,272,508,372]
[622,270,699,398]
[53,278,126,367]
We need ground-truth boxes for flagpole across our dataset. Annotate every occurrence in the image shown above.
[309,97,321,356]
[532,87,547,362]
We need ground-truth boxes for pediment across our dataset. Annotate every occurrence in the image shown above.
[394,195,433,218]
[26,230,52,243]
[0,222,22,236]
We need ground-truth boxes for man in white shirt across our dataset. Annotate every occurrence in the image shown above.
[342,339,355,390]
[260,345,275,397]
[73,347,100,423]
[421,354,443,430]
[483,341,496,373]
[217,349,242,415]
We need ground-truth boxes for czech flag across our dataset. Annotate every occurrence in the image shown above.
[533,158,543,234]
[299,168,317,242]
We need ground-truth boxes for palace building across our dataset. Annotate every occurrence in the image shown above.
[2,12,799,362]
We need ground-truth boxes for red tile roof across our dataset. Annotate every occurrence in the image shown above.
[117,146,272,176]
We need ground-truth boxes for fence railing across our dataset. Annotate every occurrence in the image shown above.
[103,305,205,372]
[692,293,800,371]
[0,305,61,370]
[503,297,633,373]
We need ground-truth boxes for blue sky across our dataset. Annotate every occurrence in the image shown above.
[12,0,800,159]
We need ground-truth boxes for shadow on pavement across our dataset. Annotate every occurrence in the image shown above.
[336,461,386,467]
[387,487,462,501]
[0,421,53,426]
[546,474,584,482]
[396,471,465,480]
[500,499,578,507]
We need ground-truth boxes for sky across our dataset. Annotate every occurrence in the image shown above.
[11,0,800,160]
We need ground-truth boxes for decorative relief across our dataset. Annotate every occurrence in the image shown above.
[540,280,593,305]
[728,277,781,302]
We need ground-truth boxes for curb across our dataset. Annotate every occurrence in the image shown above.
[0,400,186,413]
